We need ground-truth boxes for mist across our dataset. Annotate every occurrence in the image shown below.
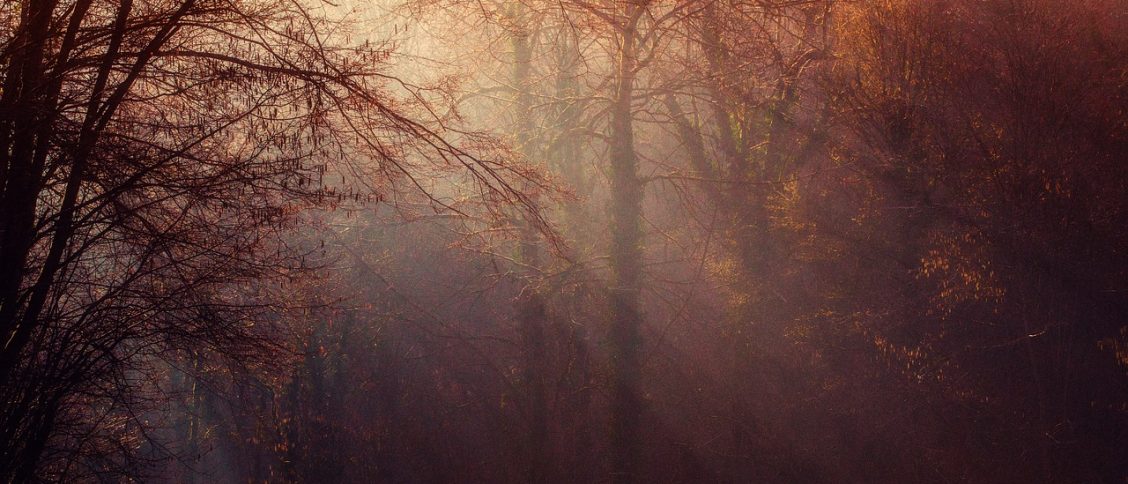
[1,0,1126,482]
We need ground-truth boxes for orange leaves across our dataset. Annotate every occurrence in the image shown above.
[1097,325,1128,371]
[918,230,1005,317]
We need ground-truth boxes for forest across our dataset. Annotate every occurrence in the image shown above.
[0,0,1126,482]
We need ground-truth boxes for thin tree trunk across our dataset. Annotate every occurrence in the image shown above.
[608,8,644,483]
[509,9,550,481]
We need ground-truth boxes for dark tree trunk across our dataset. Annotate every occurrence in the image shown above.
[608,8,644,483]
[509,12,550,482]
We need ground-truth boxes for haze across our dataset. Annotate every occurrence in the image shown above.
[0,0,1125,482]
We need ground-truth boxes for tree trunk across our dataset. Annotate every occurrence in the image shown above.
[608,8,644,483]
[509,10,550,481]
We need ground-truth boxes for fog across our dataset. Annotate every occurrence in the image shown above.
[1,0,1126,482]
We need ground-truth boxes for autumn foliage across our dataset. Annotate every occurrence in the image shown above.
[1,0,1126,482]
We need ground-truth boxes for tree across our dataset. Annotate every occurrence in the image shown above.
[0,0,541,479]
[808,0,1128,479]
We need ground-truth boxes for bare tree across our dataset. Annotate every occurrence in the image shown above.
[0,0,543,479]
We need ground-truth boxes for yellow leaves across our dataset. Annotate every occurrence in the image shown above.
[706,255,739,284]
[918,230,1006,316]
[872,330,947,384]
[784,321,812,340]
[1041,177,1073,199]
[767,178,810,232]
[728,292,750,310]
[1096,326,1128,370]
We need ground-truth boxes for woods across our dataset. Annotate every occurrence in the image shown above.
[1,0,1126,482]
